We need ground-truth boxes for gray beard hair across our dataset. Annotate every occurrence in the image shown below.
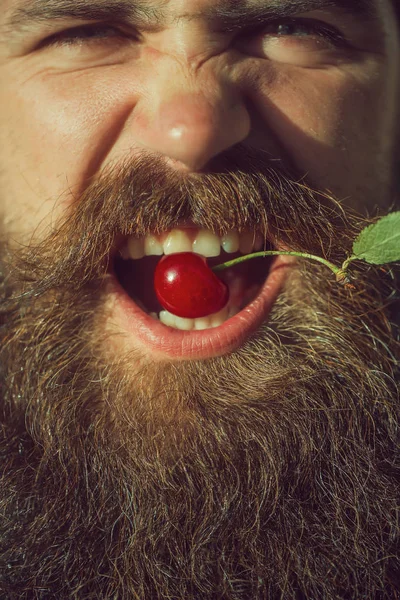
[0,256,399,599]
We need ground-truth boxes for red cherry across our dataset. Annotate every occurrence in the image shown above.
[154,253,229,319]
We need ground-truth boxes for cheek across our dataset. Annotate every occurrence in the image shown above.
[245,62,394,196]
[0,65,140,235]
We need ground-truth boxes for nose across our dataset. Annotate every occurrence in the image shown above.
[131,64,251,171]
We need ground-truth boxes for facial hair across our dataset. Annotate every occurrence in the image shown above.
[0,147,399,599]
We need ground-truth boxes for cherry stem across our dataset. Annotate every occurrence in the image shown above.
[212,250,351,285]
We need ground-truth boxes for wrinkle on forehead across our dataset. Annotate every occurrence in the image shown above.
[3,0,381,29]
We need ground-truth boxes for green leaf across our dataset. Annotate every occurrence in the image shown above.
[351,211,400,265]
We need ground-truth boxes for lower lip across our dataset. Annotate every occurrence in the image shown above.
[106,256,295,360]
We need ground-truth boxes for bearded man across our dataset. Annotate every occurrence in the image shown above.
[0,0,399,598]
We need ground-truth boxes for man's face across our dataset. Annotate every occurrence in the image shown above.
[0,1,399,598]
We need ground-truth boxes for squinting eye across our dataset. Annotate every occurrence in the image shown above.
[239,18,349,50]
[261,19,346,46]
[41,23,132,48]
[236,18,349,64]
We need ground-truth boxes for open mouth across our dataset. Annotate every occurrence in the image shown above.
[113,227,276,332]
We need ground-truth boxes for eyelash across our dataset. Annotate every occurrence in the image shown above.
[44,18,346,49]
[43,23,132,47]
[248,18,347,47]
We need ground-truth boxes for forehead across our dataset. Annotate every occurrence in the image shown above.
[1,0,388,23]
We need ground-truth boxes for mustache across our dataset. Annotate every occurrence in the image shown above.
[4,144,364,296]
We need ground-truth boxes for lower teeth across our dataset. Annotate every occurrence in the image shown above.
[149,303,242,331]
[145,281,262,331]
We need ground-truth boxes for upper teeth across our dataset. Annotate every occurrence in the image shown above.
[120,228,264,260]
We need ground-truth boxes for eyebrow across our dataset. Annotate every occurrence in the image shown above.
[5,0,379,35]
[210,0,378,31]
[5,0,163,31]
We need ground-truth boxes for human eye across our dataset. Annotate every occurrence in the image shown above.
[237,18,351,65]
[38,22,136,52]
[265,18,346,44]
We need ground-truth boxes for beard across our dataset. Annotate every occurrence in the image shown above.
[0,146,399,599]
